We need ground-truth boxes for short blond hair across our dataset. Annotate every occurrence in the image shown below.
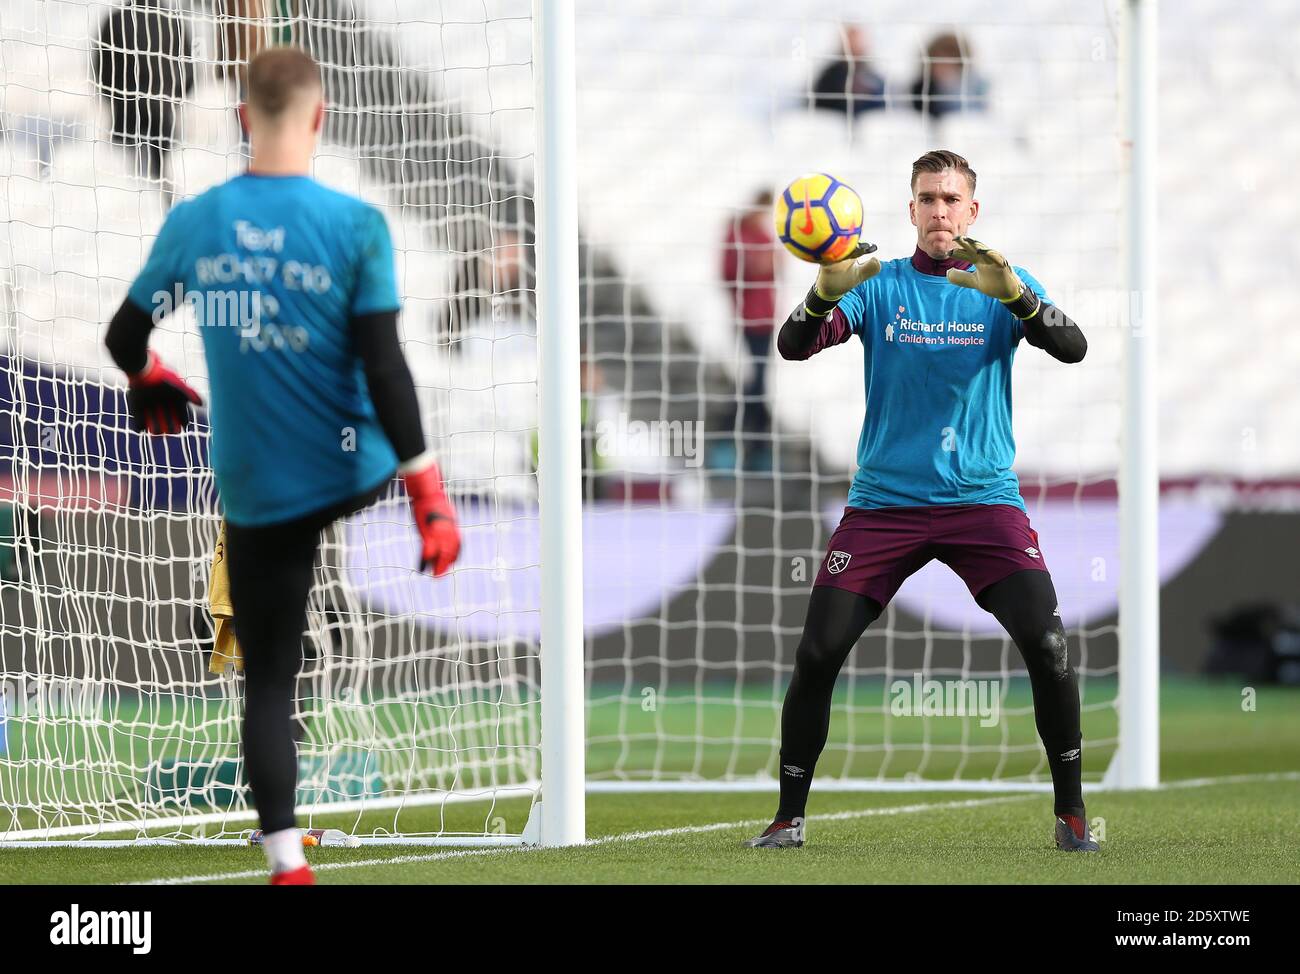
[246,46,321,117]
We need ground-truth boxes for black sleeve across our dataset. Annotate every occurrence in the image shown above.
[353,310,426,464]
[104,299,155,374]
[1020,302,1087,364]
[776,286,841,359]
[777,309,820,360]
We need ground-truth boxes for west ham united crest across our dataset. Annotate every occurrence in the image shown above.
[826,550,851,574]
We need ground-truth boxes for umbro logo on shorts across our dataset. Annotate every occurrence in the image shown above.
[827,550,851,574]
[1024,546,1040,559]
[1059,748,1081,761]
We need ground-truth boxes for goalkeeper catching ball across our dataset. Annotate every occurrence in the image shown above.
[746,150,1096,852]
[104,47,461,884]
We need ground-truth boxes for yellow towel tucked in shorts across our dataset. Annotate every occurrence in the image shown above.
[208,520,243,673]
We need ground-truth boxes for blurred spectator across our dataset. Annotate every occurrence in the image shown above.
[214,0,276,151]
[721,190,779,471]
[446,231,624,504]
[578,356,619,501]
[809,25,887,118]
[531,353,619,502]
[91,0,196,201]
[443,228,539,505]
[214,0,273,85]
[909,32,989,120]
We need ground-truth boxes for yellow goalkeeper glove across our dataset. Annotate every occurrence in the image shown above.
[944,236,1042,320]
[812,241,881,301]
[944,236,1022,299]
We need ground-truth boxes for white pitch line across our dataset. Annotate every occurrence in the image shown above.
[128,795,1040,885]
[126,770,1300,886]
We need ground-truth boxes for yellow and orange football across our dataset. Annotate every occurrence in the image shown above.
[774,173,864,263]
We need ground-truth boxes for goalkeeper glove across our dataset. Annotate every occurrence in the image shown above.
[813,241,882,301]
[401,457,461,576]
[944,235,1042,319]
[126,350,203,435]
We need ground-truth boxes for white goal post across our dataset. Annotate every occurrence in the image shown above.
[1113,0,1160,791]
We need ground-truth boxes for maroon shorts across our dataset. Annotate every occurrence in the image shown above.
[814,504,1049,607]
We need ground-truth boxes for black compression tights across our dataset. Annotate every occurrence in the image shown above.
[223,483,388,834]
[224,516,323,835]
[777,570,1084,820]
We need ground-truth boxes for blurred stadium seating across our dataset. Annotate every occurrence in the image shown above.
[2,0,1296,490]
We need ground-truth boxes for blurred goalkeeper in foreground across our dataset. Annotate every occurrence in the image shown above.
[747,150,1095,852]
[104,47,460,884]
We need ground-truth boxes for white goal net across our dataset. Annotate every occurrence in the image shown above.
[1,0,545,844]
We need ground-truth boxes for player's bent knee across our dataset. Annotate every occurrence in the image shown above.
[1036,627,1071,679]
[793,634,851,683]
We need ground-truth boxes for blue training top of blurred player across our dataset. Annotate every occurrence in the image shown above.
[127,173,401,526]
[832,256,1052,512]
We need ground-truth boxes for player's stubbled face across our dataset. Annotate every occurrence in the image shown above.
[909,170,977,258]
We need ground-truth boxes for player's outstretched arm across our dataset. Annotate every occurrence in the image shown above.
[1018,303,1088,364]
[777,241,880,360]
[352,309,461,576]
[104,299,204,434]
[945,235,1087,364]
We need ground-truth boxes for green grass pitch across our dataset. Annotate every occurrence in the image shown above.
[1,678,1296,885]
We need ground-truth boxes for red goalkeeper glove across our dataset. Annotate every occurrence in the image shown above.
[401,458,461,576]
[126,350,203,435]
